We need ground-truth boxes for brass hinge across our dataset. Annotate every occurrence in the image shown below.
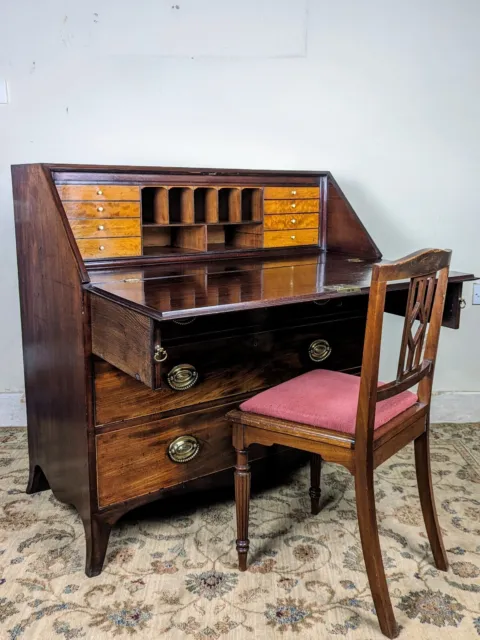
[324,284,361,294]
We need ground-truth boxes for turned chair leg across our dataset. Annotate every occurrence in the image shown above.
[309,453,322,515]
[355,466,399,639]
[414,425,448,571]
[83,514,112,577]
[234,447,251,571]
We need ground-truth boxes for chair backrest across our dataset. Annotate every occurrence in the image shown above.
[355,248,451,449]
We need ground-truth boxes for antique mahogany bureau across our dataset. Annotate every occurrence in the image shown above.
[12,164,475,577]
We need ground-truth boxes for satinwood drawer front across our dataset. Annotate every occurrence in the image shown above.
[264,187,320,200]
[94,316,367,425]
[96,402,268,507]
[264,229,319,248]
[63,201,141,219]
[264,199,320,214]
[264,213,319,231]
[77,237,141,259]
[57,185,140,201]
[70,218,141,239]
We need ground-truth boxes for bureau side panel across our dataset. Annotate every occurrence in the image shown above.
[326,177,382,259]
[12,164,93,519]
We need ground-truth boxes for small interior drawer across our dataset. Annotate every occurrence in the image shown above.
[264,199,320,214]
[70,218,141,239]
[264,187,320,200]
[77,237,141,259]
[63,201,141,219]
[264,213,319,231]
[264,229,319,248]
[57,185,140,201]
[91,295,162,389]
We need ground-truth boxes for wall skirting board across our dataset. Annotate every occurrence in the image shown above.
[0,391,479,427]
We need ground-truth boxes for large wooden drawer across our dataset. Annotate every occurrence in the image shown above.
[64,201,141,219]
[96,402,266,507]
[57,185,140,201]
[264,213,319,231]
[264,187,320,200]
[94,315,367,425]
[70,218,141,239]
[77,237,141,259]
[264,229,319,248]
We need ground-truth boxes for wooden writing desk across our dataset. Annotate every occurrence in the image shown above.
[12,164,476,576]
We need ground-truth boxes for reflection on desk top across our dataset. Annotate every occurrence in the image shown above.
[85,252,475,321]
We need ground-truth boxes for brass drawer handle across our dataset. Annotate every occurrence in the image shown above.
[290,235,296,240]
[291,218,297,224]
[309,339,332,362]
[97,189,103,196]
[154,345,168,362]
[291,203,296,208]
[97,206,104,212]
[98,225,105,231]
[168,435,200,463]
[167,364,198,390]
[291,189,297,195]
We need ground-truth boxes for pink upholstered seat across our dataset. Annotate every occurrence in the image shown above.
[240,369,418,436]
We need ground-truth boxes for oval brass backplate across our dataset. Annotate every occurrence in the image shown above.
[167,364,199,391]
[309,339,332,362]
[168,435,200,463]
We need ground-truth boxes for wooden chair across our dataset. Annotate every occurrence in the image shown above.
[227,249,451,639]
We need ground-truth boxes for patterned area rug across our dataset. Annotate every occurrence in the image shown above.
[0,425,479,639]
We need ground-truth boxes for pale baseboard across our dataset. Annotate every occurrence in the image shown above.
[0,391,479,428]
[430,392,480,424]
[0,393,27,427]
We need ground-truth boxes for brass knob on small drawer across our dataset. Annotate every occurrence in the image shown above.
[97,206,104,212]
[98,225,105,231]
[291,190,297,195]
[168,435,200,463]
[309,339,332,362]
[154,345,168,362]
[99,245,105,251]
[291,218,297,224]
[291,203,296,208]
[290,235,296,240]
[97,189,103,195]
[167,364,198,390]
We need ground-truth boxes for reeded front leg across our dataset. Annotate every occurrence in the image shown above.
[414,425,448,571]
[234,447,251,571]
[355,465,399,639]
[309,454,322,515]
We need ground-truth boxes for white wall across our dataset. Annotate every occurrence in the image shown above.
[1,0,479,394]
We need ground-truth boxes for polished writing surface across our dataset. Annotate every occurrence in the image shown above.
[86,253,475,321]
